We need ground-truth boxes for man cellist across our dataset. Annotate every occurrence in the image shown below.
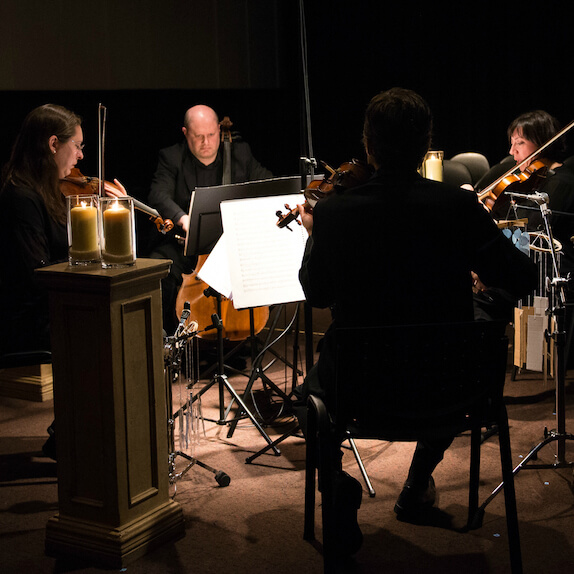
[147,104,272,334]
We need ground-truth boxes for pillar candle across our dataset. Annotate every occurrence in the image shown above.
[70,203,99,258]
[424,157,443,182]
[103,201,133,263]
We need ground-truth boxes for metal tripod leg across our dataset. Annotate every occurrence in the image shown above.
[473,273,574,525]
[226,305,298,439]
[246,422,376,497]
[474,428,574,525]
[185,295,280,455]
[246,424,304,463]
[214,372,282,455]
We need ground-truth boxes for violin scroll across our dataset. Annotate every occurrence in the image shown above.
[276,158,373,229]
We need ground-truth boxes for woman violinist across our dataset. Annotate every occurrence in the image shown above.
[0,104,126,353]
[473,110,574,322]
[0,104,126,458]
[477,110,574,221]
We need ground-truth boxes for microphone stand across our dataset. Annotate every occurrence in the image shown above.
[473,190,574,526]
[164,323,230,494]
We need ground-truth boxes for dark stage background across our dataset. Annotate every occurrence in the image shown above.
[1,1,573,242]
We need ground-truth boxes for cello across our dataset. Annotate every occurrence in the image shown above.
[175,116,269,340]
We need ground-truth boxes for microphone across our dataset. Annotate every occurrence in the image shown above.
[175,301,191,334]
[506,191,549,205]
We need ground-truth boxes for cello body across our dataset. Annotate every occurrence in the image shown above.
[175,255,269,341]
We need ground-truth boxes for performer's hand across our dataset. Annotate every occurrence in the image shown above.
[298,204,313,235]
[104,179,128,198]
[471,271,488,293]
[178,214,190,233]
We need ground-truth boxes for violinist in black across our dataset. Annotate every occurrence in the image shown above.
[147,105,272,334]
[0,105,84,355]
[474,111,574,298]
[0,104,127,460]
[293,88,537,555]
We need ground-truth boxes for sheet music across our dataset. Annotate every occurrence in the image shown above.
[220,193,307,309]
[196,234,232,298]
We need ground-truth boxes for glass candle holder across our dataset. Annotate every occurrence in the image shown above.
[422,150,444,182]
[100,197,136,268]
[67,195,101,265]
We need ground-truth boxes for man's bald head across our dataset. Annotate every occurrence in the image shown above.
[182,105,221,165]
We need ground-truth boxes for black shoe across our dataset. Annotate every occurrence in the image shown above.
[394,476,436,516]
[332,471,363,555]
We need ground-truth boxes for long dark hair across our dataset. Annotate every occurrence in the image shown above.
[2,104,81,224]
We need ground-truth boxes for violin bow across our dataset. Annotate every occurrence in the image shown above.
[98,103,107,197]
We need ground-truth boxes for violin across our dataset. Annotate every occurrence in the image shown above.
[276,158,374,228]
[478,117,574,211]
[478,159,549,211]
[60,168,174,234]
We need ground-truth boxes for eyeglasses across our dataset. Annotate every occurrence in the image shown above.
[70,140,85,152]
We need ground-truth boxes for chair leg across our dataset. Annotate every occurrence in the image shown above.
[467,423,482,527]
[304,404,318,541]
[497,410,523,574]
[305,396,339,574]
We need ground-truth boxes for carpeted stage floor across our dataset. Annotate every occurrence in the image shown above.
[1,339,574,574]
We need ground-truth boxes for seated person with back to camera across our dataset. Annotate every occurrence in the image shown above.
[293,87,538,556]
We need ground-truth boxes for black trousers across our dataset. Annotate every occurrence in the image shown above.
[293,362,453,486]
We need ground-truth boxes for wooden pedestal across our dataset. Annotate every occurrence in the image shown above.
[37,258,183,568]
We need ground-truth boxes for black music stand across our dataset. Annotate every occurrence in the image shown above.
[183,177,302,452]
[185,176,301,257]
[212,192,308,445]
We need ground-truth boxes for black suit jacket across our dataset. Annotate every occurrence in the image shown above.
[148,140,272,225]
[299,170,538,393]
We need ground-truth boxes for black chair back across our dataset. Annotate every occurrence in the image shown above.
[334,321,508,441]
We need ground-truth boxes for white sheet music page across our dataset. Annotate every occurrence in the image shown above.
[220,193,307,309]
[196,235,232,298]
